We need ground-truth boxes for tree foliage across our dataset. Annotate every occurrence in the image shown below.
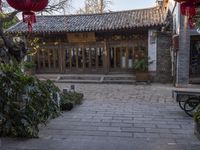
[0,63,60,137]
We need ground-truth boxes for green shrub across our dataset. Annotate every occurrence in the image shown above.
[194,106,200,123]
[60,91,84,111]
[133,57,154,72]
[0,63,61,137]
[23,61,36,69]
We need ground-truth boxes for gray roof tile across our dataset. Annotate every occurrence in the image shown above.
[7,6,168,33]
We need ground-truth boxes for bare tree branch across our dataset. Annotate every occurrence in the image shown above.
[43,0,71,14]
[77,0,112,14]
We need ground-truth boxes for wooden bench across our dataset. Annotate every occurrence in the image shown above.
[172,89,200,117]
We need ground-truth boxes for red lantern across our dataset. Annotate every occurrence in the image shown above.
[6,0,48,32]
[181,2,196,17]
[174,0,200,2]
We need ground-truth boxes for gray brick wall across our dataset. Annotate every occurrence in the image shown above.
[176,16,190,86]
[154,32,172,83]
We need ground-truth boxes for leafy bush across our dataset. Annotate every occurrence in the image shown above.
[23,61,36,69]
[133,57,154,72]
[60,91,84,111]
[194,106,200,123]
[0,63,60,137]
[133,58,148,72]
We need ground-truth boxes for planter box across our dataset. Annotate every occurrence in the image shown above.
[135,72,151,83]
[195,121,200,140]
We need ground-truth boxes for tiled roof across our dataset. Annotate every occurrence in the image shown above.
[7,6,168,33]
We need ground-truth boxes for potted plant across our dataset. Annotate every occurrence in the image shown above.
[134,46,146,58]
[133,55,154,83]
[23,61,36,75]
[194,106,200,140]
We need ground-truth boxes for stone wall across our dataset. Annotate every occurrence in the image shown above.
[154,32,172,83]
[176,16,190,86]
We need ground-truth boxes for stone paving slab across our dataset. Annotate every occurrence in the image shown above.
[1,83,200,150]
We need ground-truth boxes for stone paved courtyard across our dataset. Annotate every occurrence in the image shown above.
[1,83,200,150]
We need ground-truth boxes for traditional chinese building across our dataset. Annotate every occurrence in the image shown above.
[7,4,172,82]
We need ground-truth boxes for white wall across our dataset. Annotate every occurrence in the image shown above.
[148,30,157,72]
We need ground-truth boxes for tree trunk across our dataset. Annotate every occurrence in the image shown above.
[100,0,103,13]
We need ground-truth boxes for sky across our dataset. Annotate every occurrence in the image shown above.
[70,0,157,13]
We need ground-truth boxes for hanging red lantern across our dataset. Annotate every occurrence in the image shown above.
[180,1,197,28]
[6,0,48,32]
[180,2,196,17]
[174,0,200,2]
[174,0,200,28]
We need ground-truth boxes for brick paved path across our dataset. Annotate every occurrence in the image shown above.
[1,84,200,150]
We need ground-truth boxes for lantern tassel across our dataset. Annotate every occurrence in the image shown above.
[28,22,33,32]
[23,11,36,32]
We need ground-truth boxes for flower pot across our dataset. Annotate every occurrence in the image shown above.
[195,121,200,140]
[135,72,151,83]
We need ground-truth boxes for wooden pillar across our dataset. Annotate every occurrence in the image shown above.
[69,48,72,71]
[82,45,85,70]
[76,48,79,69]
[62,45,66,73]
[126,47,129,69]
[59,41,63,73]
[96,48,99,68]
[114,47,117,69]
[48,49,51,69]
[120,47,122,69]
[89,47,92,69]
[103,39,109,74]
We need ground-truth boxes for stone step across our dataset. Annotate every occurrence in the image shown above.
[36,74,136,84]
[102,80,136,84]
[103,76,136,81]
[56,80,102,84]
[60,76,101,81]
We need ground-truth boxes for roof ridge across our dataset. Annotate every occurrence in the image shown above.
[37,6,161,18]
